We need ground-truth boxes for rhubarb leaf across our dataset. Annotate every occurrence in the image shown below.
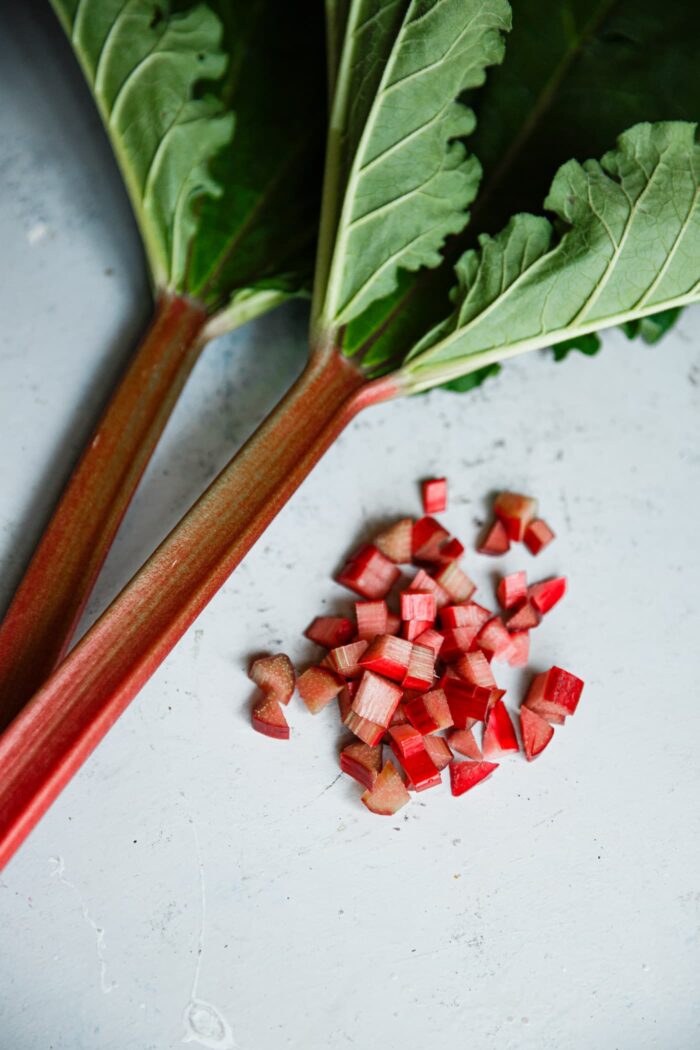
[312,0,511,338]
[399,122,700,392]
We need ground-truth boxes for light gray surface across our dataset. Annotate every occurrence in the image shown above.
[1,7,699,1050]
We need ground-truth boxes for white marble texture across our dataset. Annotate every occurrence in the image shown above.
[1,6,699,1049]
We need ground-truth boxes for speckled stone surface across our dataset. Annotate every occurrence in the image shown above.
[1,6,699,1049]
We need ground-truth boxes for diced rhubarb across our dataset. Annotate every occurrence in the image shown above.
[387,724,425,759]
[402,643,435,691]
[477,519,510,556]
[523,695,566,725]
[409,569,450,608]
[449,760,498,797]
[413,517,450,562]
[475,617,514,662]
[403,697,439,735]
[402,618,433,642]
[524,518,555,555]
[336,544,400,599]
[421,477,448,514]
[494,491,538,542]
[388,728,441,791]
[326,640,369,678]
[437,537,465,563]
[361,761,410,815]
[506,600,542,631]
[400,591,437,622]
[252,697,290,740]
[413,628,444,657]
[528,576,567,614]
[520,707,555,760]
[439,626,480,662]
[249,653,295,705]
[444,679,500,725]
[526,666,584,716]
[355,600,389,640]
[423,735,453,771]
[496,571,527,610]
[344,709,385,746]
[482,699,519,758]
[506,631,530,667]
[340,742,383,789]
[421,688,453,730]
[386,612,401,635]
[305,616,355,649]
[448,727,482,760]
[359,634,413,682]
[390,702,409,726]
[297,666,344,714]
[374,518,414,563]
[453,650,496,688]
[351,670,403,727]
[433,562,476,603]
[337,685,355,723]
[440,602,491,629]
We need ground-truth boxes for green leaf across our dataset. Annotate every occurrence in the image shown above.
[621,305,683,344]
[399,122,700,392]
[312,0,510,338]
[552,332,601,361]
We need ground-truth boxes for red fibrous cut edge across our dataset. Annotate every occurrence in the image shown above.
[421,477,447,514]
[496,571,527,610]
[476,617,514,662]
[390,702,409,726]
[422,735,452,771]
[297,666,343,714]
[449,760,499,797]
[448,727,482,760]
[439,626,480,662]
[409,569,450,609]
[388,726,441,792]
[506,631,530,667]
[402,644,435,691]
[524,695,566,725]
[482,699,519,758]
[360,634,413,682]
[526,666,584,716]
[524,518,555,555]
[305,616,355,648]
[352,670,403,727]
[374,518,414,564]
[413,628,444,657]
[337,544,400,599]
[326,640,369,678]
[344,710,385,746]
[403,698,439,735]
[413,517,450,562]
[506,600,541,631]
[361,761,410,815]
[400,591,437,622]
[453,650,496,688]
[444,680,499,726]
[340,742,382,789]
[494,492,538,542]
[528,577,567,614]
[440,602,491,630]
[520,707,555,761]
[252,697,290,740]
[477,519,510,556]
[433,562,475,603]
[437,537,464,564]
[402,618,433,642]
[355,600,388,640]
[249,653,295,705]
[421,688,452,731]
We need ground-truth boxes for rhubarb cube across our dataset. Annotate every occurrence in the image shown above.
[496,571,527,610]
[494,491,538,541]
[352,670,403,727]
[336,544,400,599]
[520,707,555,760]
[449,760,498,797]
[374,518,414,563]
[361,761,410,815]
[524,518,555,555]
[298,666,344,714]
[305,616,355,648]
[355,600,389,640]
[477,519,510,556]
[482,699,519,757]
[421,477,448,514]
[359,634,413,682]
[251,697,290,739]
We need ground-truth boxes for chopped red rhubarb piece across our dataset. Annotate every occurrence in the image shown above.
[437,537,464,565]
[387,724,425,759]
[453,650,496,688]
[402,618,433,642]
[475,617,514,662]
[361,761,410,815]
[444,679,501,726]
[359,634,413,682]
[448,727,482,760]
[477,519,510,555]
[496,571,527,610]
[403,697,439,735]
[355,600,389,640]
[374,518,414,563]
[413,628,444,657]
[400,591,437,622]
[344,709,385,746]
[526,666,584,717]
[506,599,541,631]
[412,516,451,562]
[305,616,355,648]
[421,477,448,514]
[386,612,401,635]
[423,735,453,771]
[402,643,435,691]
[440,602,491,629]
[298,666,344,714]
[520,707,555,760]
[390,702,409,726]
[494,491,538,542]
[439,626,480,662]
[337,685,355,723]
[524,518,555,555]
[528,576,567,614]
[506,631,530,667]
[336,544,400,599]
[252,697,290,740]
[523,695,566,725]
[449,760,498,797]
[352,670,403,727]
[482,699,519,758]
[409,569,450,608]
[340,742,383,789]
[388,729,441,792]
[326,640,369,678]
[433,562,476,603]
[249,653,295,705]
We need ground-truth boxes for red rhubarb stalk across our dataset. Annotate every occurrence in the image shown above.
[0,349,398,867]
[0,293,207,731]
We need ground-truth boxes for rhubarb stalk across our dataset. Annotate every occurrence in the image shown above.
[0,350,398,868]
[0,294,207,732]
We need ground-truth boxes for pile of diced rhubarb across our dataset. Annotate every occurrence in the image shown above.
[248,481,583,815]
